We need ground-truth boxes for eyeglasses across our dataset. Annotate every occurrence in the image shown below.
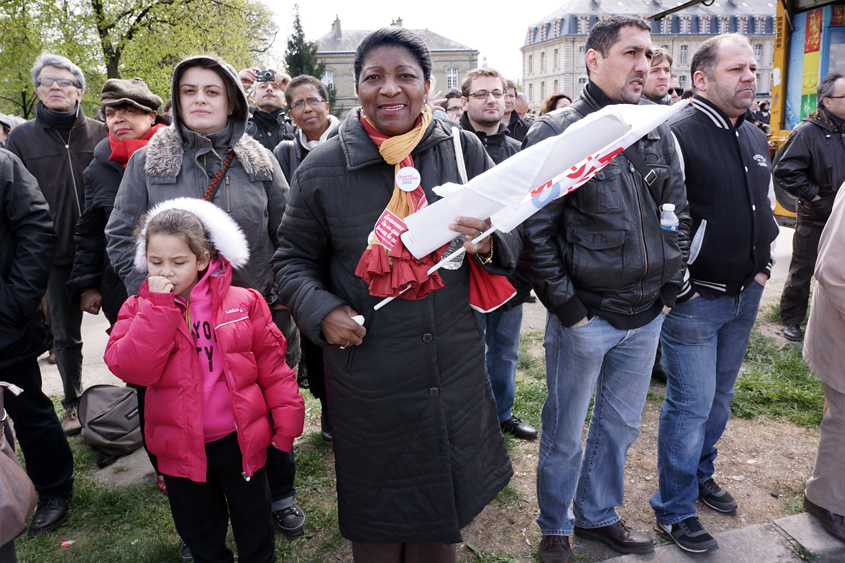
[668,87,684,96]
[827,95,845,100]
[446,106,462,113]
[37,77,77,88]
[289,97,326,110]
[469,89,504,100]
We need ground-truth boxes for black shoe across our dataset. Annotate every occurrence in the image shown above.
[652,363,668,383]
[500,416,538,440]
[320,411,332,442]
[804,495,845,543]
[28,497,69,536]
[699,478,737,512]
[273,503,306,537]
[783,323,804,342]
[575,519,654,554]
[538,535,570,563]
[179,542,193,563]
[658,516,719,552]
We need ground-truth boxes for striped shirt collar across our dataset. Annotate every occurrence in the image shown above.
[691,94,747,130]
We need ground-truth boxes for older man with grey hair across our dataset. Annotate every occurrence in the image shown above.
[5,53,107,441]
[775,72,845,343]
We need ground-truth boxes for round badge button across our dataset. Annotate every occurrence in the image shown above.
[396,167,421,192]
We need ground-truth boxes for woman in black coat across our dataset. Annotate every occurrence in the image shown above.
[273,27,516,562]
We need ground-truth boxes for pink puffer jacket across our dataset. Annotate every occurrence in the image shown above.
[104,260,304,483]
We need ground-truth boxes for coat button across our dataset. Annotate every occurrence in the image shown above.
[429,387,440,397]
[422,333,433,343]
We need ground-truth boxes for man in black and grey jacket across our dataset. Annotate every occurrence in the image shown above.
[520,16,690,563]
[650,34,779,553]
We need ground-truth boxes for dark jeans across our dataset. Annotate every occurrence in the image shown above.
[780,222,823,326]
[0,540,15,563]
[300,336,326,401]
[3,359,74,499]
[47,265,83,408]
[162,433,275,563]
[266,447,295,512]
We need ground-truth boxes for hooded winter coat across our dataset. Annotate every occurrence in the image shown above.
[273,108,516,544]
[105,56,289,301]
[104,199,304,482]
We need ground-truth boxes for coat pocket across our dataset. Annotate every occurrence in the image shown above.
[565,227,626,290]
[576,163,623,214]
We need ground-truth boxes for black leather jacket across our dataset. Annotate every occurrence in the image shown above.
[518,84,691,328]
[774,111,845,227]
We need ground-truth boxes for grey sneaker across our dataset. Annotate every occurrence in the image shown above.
[659,517,719,553]
[699,478,738,512]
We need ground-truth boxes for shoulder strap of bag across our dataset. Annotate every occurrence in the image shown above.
[451,127,469,185]
[202,150,236,202]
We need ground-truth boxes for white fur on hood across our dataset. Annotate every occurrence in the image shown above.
[134,197,250,272]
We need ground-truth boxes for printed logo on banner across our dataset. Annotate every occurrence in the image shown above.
[374,209,408,252]
[529,146,625,209]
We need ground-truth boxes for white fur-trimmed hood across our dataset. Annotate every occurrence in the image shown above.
[134,197,250,272]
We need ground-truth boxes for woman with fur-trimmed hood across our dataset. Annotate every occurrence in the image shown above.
[104,55,308,537]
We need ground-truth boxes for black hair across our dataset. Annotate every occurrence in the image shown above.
[586,15,651,58]
[284,75,329,106]
[354,27,432,85]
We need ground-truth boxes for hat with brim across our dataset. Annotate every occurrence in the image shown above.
[101,78,162,114]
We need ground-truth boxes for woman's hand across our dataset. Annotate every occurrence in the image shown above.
[449,216,492,255]
[148,276,174,294]
[321,305,367,347]
[80,290,102,315]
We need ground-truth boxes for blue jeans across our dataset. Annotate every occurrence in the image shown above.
[48,265,83,408]
[476,305,523,423]
[537,312,663,536]
[650,281,765,525]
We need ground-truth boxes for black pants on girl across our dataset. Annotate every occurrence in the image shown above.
[162,433,276,563]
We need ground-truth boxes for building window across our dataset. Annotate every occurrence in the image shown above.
[554,48,559,69]
[529,55,534,74]
[754,44,763,63]
[447,68,459,90]
[578,15,589,34]
[541,81,546,100]
[661,44,670,51]
[737,16,748,34]
[718,16,730,34]
[700,16,711,34]
[529,83,534,102]
[679,45,688,66]
[554,79,559,93]
[661,17,671,34]
[541,52,546,72]
[679,75,687,90]
[578,45,586,67]
[756,73,762,90]
[322,70,334,90]
[680,16,691,34]
[578,77,587,93]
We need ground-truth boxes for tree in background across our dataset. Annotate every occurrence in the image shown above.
[283,4,341,116]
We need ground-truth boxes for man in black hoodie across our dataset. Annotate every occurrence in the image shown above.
[458,67,536,441]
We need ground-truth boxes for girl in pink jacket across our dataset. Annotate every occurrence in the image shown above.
[105,197,304,563]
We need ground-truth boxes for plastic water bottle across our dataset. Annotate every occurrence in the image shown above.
[660,203,679,232]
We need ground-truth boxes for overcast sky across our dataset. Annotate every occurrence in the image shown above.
[265,0,569,83]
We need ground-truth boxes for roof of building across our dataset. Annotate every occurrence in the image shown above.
[316,26,475,54]
[525,0,776,46]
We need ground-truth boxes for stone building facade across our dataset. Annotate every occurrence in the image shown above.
[315,17,479,118]
[521,0,776,114]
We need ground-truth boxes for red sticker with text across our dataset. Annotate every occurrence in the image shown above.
[373,209,407,252]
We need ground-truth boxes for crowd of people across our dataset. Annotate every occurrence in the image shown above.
[1,14,844,563]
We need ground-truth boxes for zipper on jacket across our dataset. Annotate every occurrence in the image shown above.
[52,128,82,216]
[630,160,649,307]
[226,176,231,212]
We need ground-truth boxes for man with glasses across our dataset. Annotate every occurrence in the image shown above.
[4,52,105,535]
[501,79,529,142]
[239,67,296,151]
[775,72,845,343]
[458,68,537,442]
[521,16,690,562]
[668,76,683,104]
[643,48,673,105]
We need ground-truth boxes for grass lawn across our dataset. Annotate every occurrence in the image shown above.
[11,318,822,561]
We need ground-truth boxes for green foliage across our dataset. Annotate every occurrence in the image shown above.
[283,4,323,80]
[731,329,824,428]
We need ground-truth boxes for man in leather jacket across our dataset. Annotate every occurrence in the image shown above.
[519,16,690,563]
[774,72,845,342]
